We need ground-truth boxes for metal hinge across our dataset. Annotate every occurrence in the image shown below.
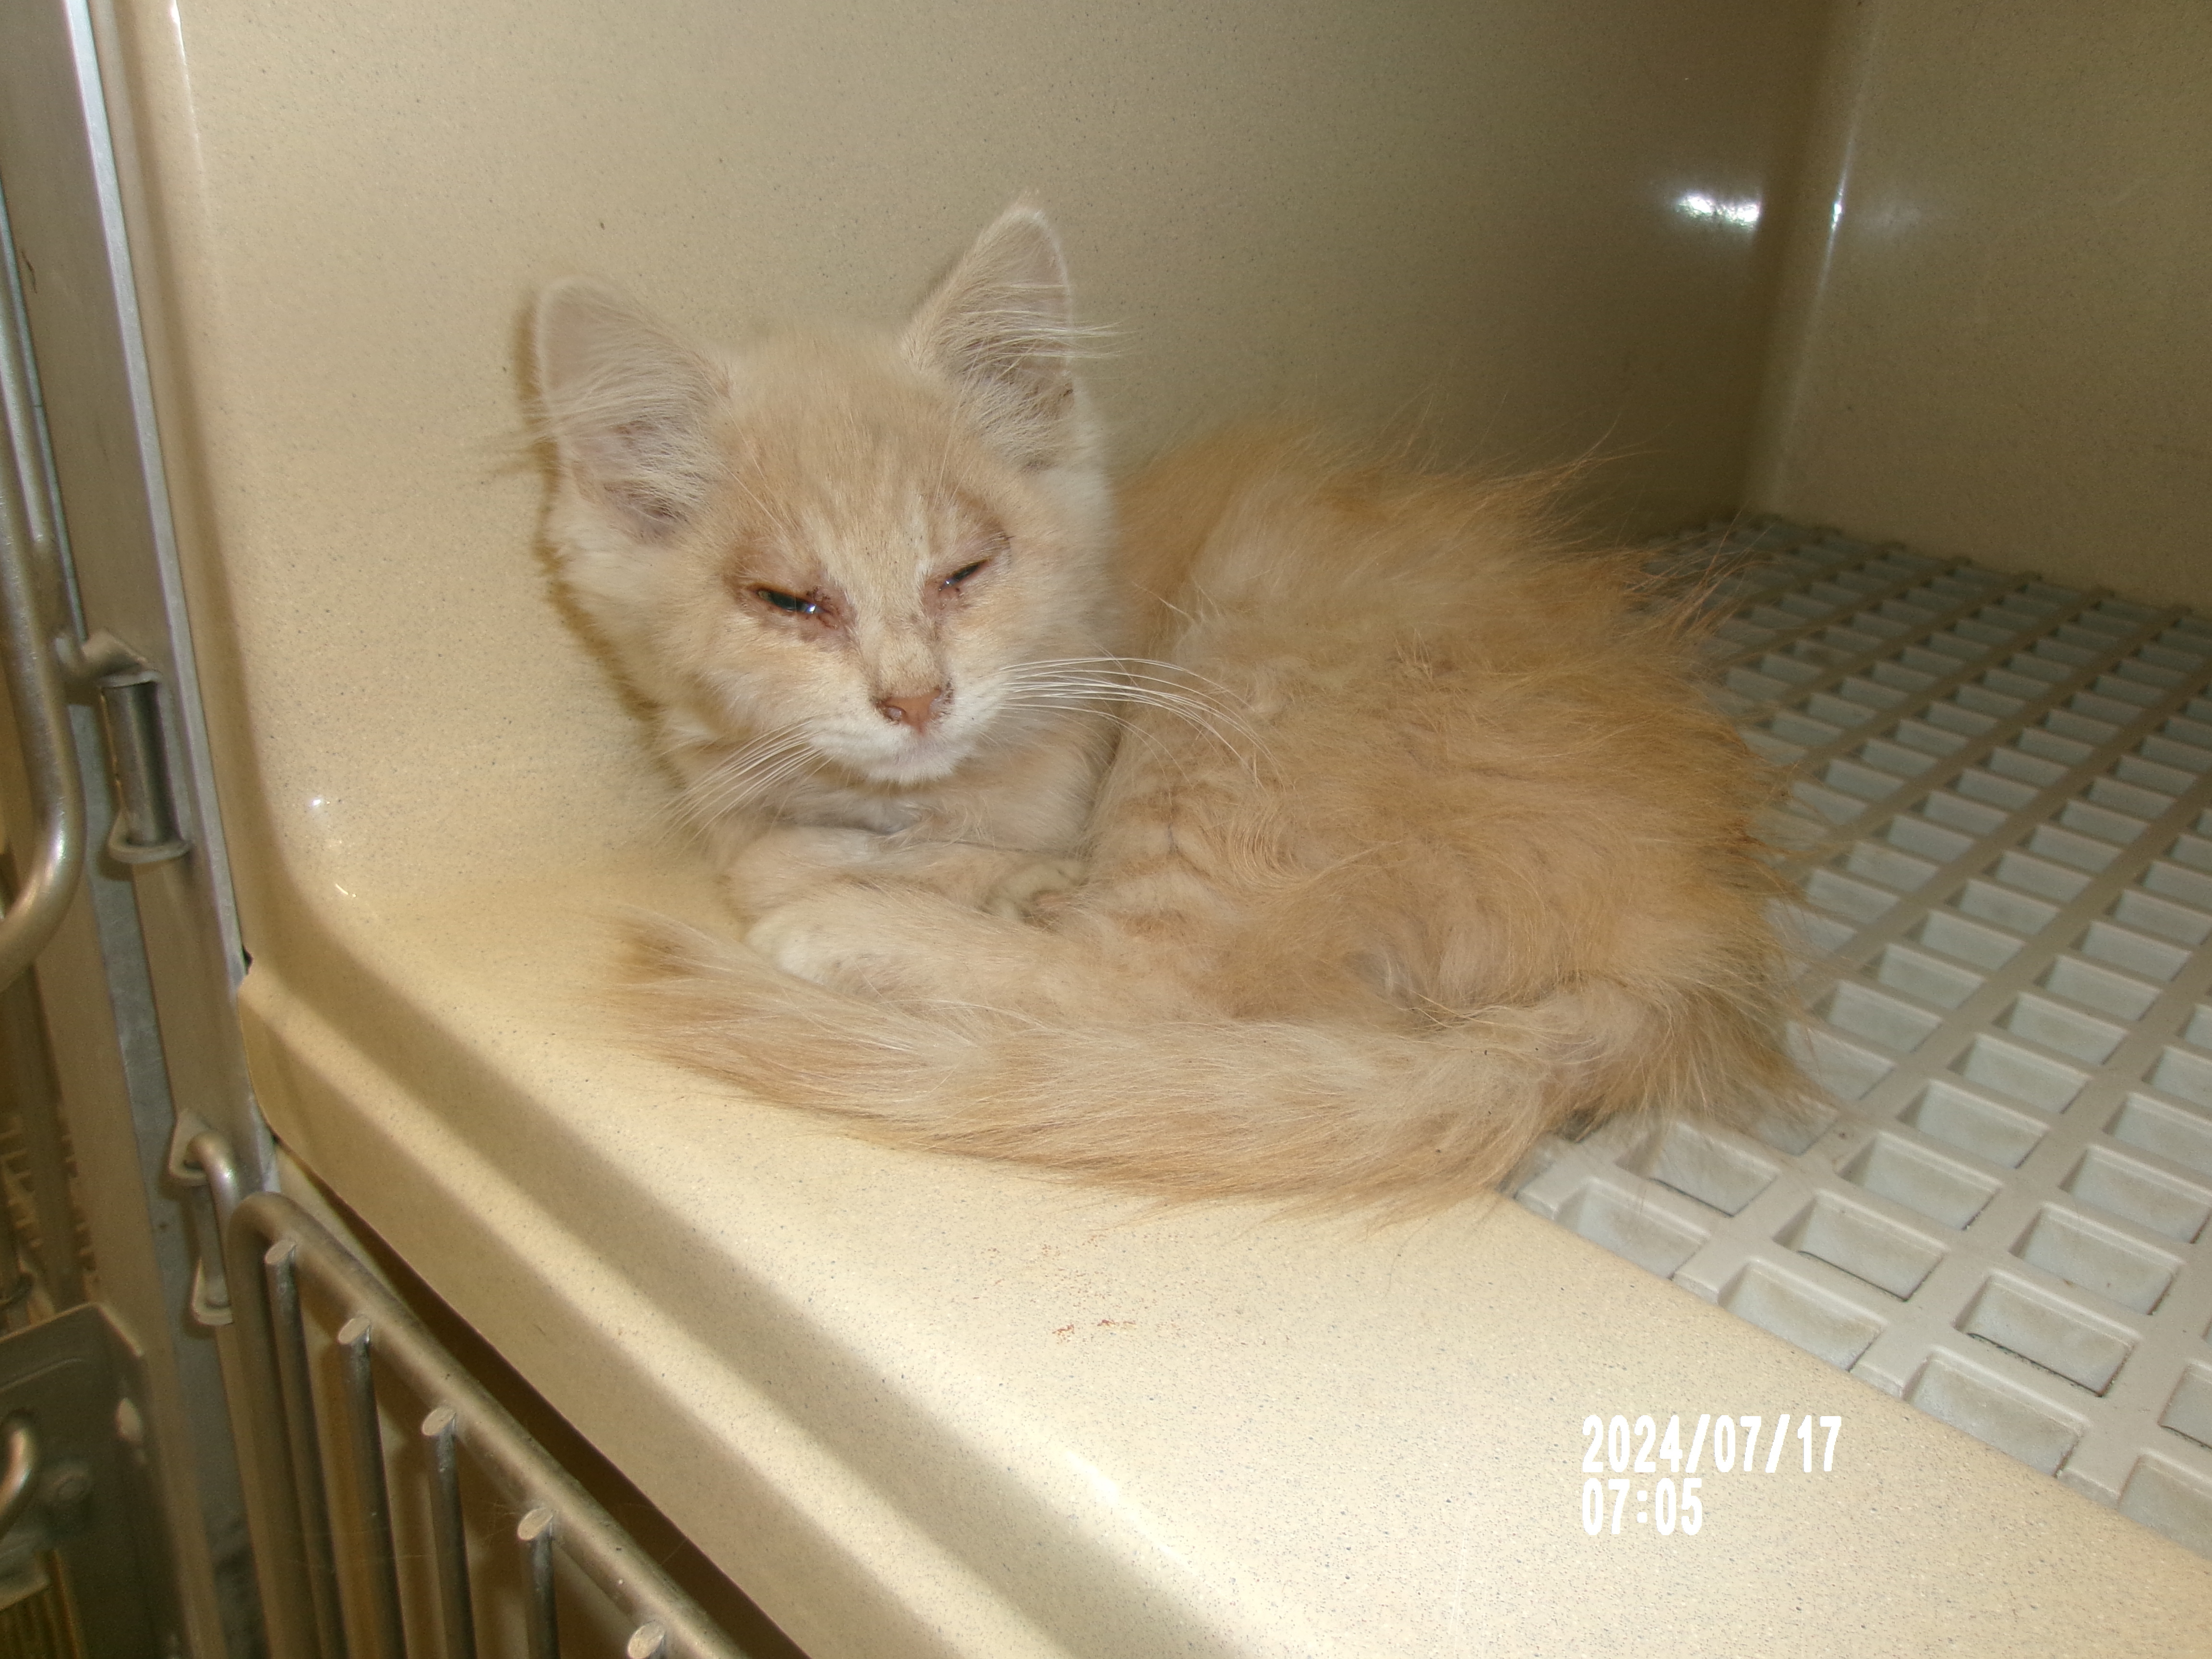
[56,630,189,866]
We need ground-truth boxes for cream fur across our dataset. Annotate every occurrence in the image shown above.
[539,207,1810,1212]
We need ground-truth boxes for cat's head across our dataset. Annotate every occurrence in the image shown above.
[533,205,1113,790]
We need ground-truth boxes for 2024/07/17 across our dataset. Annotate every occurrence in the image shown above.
[1580,1411,1844,1536]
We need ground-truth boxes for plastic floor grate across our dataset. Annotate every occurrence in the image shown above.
[1515,518,2212,1559]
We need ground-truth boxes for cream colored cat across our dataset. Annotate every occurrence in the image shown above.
[538,205,1806,1211]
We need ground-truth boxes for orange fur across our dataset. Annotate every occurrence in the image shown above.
[540,207,1809,1211]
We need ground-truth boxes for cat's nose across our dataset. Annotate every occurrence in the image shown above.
[877,688,947,735]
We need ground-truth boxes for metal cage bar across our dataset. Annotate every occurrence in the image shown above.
[193,1140,755,1659]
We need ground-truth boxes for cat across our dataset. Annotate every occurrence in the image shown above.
[535,204,1808,1212]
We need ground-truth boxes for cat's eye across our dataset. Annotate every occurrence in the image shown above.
[754,586,818,616]
[942,560,989,589]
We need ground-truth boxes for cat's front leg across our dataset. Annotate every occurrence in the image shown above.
[744,883,982,1001]
[805,835,1085,915]
[719,824,888,921]
[723,824,1081,927]
[746,879,1171,1021]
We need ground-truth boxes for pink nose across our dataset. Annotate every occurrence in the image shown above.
[877,688,947,735]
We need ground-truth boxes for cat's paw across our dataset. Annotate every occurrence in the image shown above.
[982,857,1086,920]
[745,887,919,995]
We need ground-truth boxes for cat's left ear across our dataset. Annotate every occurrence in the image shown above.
[902,203,1083,469]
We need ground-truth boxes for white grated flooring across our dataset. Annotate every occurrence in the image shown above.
[1515,518,2212,1560]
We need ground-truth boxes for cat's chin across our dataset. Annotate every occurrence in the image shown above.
[845,741,974,789]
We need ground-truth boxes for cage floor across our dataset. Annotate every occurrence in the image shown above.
[1515,518,2212,1561]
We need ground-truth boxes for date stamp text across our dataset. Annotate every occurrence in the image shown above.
[1579,1412,1842,1536]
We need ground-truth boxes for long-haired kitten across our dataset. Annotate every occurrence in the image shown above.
[535,205,1806,1211]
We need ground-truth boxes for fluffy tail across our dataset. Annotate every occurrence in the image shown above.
[623,921,1802,1213]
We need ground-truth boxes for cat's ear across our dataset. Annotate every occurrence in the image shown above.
[902,204,1083,469]
[534,281,724,540]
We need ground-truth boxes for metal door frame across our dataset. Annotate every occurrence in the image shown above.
[0,1,281,1651]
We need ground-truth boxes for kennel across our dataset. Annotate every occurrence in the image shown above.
[0,0,2207,1654]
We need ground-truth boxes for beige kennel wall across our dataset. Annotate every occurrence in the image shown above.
[90,0,1837,1051]
[1751,0,2212,609]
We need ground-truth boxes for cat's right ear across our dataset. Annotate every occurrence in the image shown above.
[533,281,723,540]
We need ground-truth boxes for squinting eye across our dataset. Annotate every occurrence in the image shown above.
[942,560,989,589]
[755,586,817,616]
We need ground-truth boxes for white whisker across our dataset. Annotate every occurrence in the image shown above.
[998,656,1274,775]
[676,728,827,828]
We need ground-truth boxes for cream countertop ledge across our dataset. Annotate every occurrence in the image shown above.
[233,852,2212,1659]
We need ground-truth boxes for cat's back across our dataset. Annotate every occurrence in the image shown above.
[1109,431,1763,863]
[1120,431,1643,670]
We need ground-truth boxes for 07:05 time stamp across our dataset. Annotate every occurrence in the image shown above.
[1580,1412,1843,1536]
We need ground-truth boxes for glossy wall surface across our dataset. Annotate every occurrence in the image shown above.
[1752,0,2212,609]
[99,0,1830,937]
